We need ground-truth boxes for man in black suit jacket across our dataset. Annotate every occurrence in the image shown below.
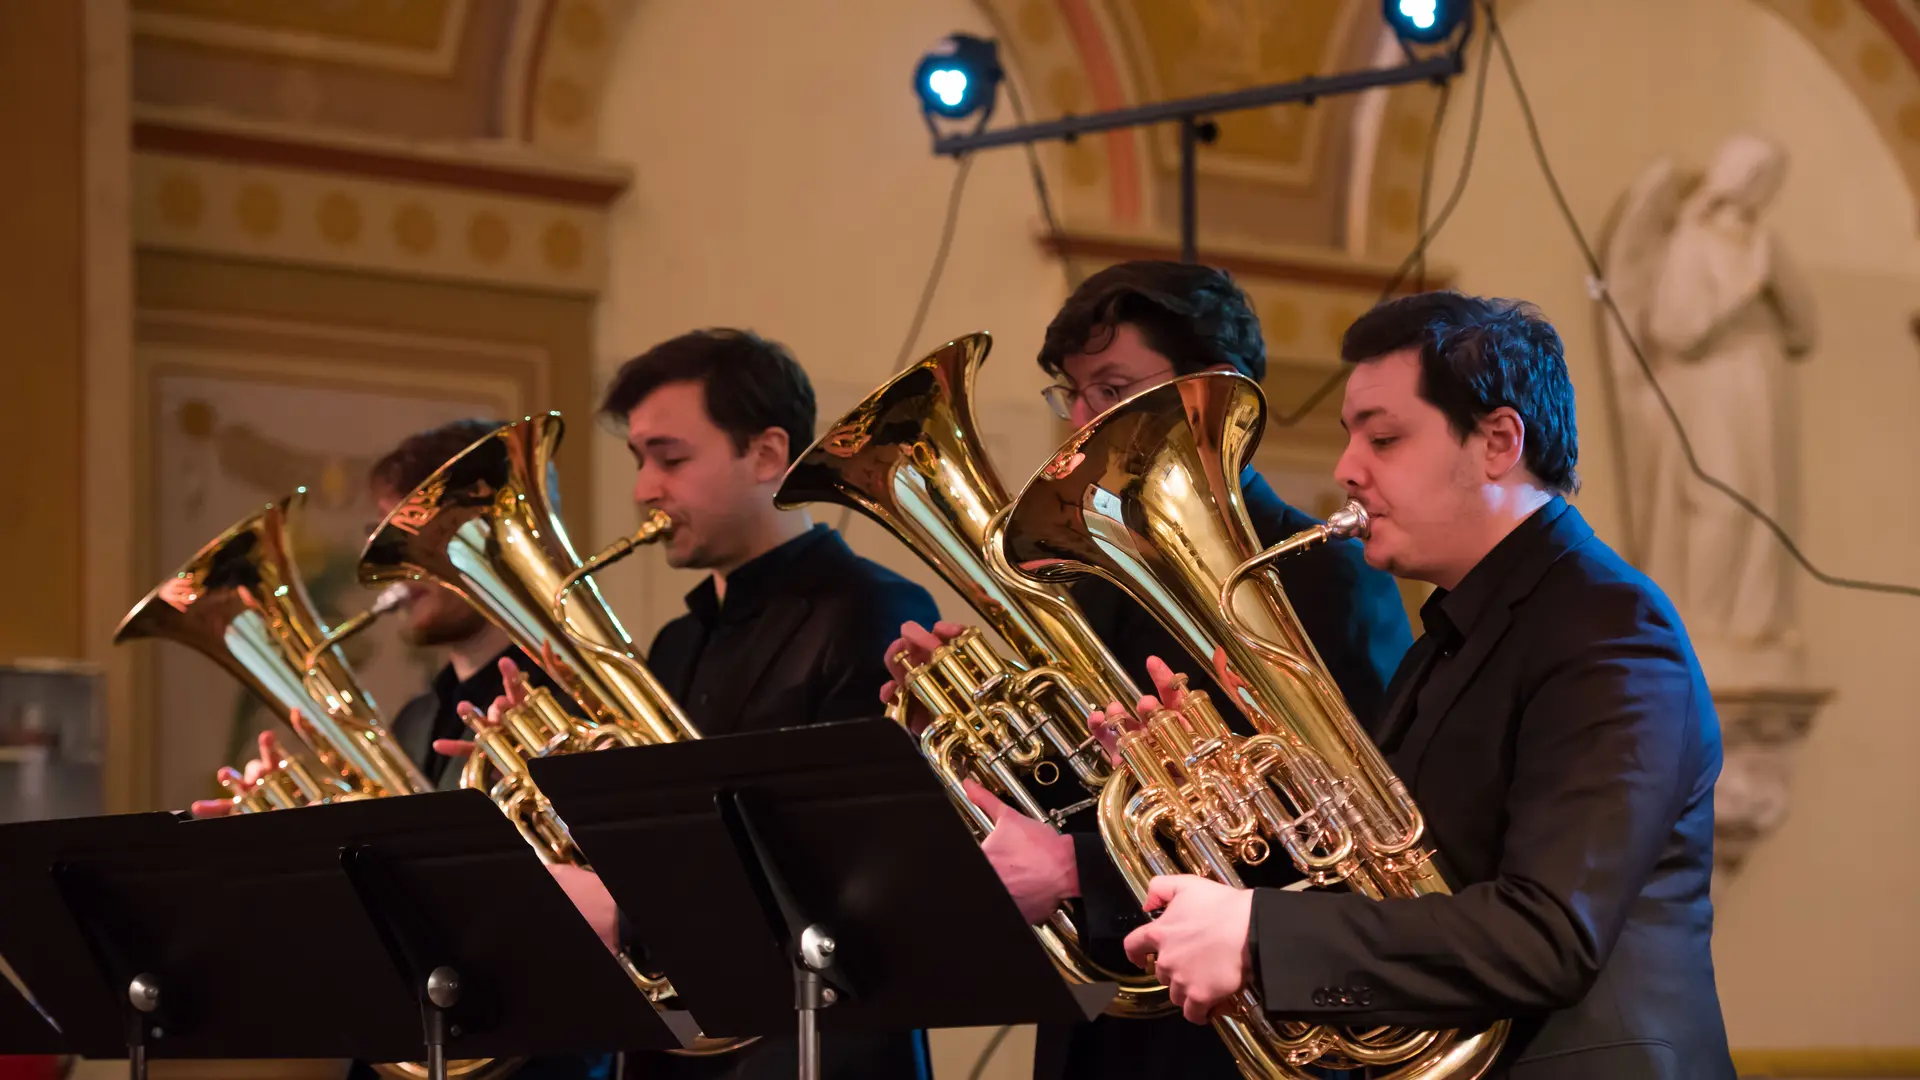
[882,262,1414,1078]
[1122,292,1733,1078]
[465,329,938,1080]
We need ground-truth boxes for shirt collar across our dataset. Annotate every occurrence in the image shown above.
[1422,497,1571,652]
[684,523,837,627]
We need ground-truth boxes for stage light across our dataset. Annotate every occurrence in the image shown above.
[1384,0,1464,44]
[914,34,1002,121]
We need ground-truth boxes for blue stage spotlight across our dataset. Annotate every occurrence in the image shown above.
[1384,0,1465,44]
[914,34,1002,121]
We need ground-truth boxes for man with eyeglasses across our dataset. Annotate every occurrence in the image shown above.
[880,260,1414,1079]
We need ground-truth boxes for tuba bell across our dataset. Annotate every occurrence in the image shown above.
[115,488,431,810]
[775,332,1170,1016]
[998,371,1508,1079]
[357,412,749,1058]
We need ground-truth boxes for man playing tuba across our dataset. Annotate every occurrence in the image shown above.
[1124,294,1733,1078]
[881,262,1415,1080]
[456,329,942,1080]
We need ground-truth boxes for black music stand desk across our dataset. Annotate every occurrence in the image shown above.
[530,718,1117,1076]
[0,811,182,1062]
[0,792,694,1079]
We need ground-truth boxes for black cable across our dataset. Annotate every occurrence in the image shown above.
[1482,1,1920,598]
[1272,24,1492,428]
[833,148,976,533]
[965,1024,1015,1080]
[1412,83,1449,292]
[1003,75,1077,285]
[891,153,976,374]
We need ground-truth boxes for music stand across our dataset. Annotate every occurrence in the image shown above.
[0,812,183,1065]
[0,967,64,1056]
[530,718,1116,1080]
[0,792,696,1080]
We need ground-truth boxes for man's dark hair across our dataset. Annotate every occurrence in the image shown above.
[599,328,816,465]
[369,418,504,498]
[1340,291,1579,495]
[1037,261,1265,383]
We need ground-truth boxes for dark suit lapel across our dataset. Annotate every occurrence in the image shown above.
[699,596,814,732]
[1391,503,1595,784]
[1391,606,1515,782]
[1367,636,1436,748]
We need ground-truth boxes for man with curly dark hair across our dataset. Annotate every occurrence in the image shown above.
[882,261,1415,1079]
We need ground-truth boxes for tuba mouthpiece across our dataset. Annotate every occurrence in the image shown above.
[1324,500,1370,541]
[368,582,412,617]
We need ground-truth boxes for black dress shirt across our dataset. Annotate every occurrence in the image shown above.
[386,643,574,790]
[626,523,940,1080]
[355,643,611,1080]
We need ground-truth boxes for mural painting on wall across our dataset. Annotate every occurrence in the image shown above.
[150,366,504,809]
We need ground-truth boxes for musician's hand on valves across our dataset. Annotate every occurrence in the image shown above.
[548,865,621,953]
[432,654,533,758]
[962,778,1079,924]
[878,620,969,736]
[1084,655,1195,766]
[1088,651,1247,766]
[1123,875,1253,1024]
[190,728,285,817]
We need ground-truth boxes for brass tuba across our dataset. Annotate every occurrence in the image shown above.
[115,489,431,810]
[114,492,522,1080]
[997,371,1508,1079]
[356,412,749,1058]
[775,332,1169,1016]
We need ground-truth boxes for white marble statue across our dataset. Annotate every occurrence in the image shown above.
[1600,133,1819,688]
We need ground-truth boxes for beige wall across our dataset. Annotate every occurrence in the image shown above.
[1419,0,1920,1051]
[590,0,1071,647]
[0,0,86,662]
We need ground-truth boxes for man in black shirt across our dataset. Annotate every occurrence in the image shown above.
[466,329,939,1079]
[1121,293,1731,1078]
[880,262,1413,1079]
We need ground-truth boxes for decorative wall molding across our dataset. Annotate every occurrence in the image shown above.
[523,0,636,153]
[1103,0,1365,191]
[1731,1045,1920,1077]
[133,147,613,297]
[134,106,632,206]
[132,0,471,77]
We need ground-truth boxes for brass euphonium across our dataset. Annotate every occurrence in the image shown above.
[114,488,431,811]
[998,371,1508,1079]
[775,332,1170,1016]
[356,412,748,1058]
[114,492,516,1080]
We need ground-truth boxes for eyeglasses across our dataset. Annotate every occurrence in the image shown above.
[1039,369,1174,421]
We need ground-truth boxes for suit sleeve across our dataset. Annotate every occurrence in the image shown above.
[815,579,941,726]
[1250,587,1704,1027]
